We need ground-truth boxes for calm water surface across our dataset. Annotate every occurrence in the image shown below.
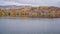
[0,18,60,34]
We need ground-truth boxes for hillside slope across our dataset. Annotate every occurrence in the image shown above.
[0,6,60,18]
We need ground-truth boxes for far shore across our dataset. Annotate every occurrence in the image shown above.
[0,17,60,19]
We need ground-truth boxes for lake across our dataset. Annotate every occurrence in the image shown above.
[0,18,60,34]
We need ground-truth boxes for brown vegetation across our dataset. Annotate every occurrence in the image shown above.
[0,6,60,18]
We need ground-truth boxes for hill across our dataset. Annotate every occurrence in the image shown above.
[0,6,60,18]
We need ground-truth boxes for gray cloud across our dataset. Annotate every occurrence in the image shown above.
[0,0,60,7]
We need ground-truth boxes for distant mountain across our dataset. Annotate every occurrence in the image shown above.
[0,5,32,9]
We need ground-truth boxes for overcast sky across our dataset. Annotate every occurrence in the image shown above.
[0,0,60,7]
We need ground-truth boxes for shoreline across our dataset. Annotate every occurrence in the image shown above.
[0,17,60,19]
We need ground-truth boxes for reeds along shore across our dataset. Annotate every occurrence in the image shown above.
[0,6,60,18]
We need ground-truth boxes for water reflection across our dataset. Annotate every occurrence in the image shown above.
[0,18,60,34]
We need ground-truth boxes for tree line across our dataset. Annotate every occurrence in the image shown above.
[0,6,60,18]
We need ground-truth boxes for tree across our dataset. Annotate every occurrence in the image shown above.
[0,11,3,17]
[10,10,17,17]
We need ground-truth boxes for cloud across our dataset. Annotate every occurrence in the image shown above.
[0,0,60,7]
[10,0,60,7]
[0,1,40,6]
[0,1,20,5]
